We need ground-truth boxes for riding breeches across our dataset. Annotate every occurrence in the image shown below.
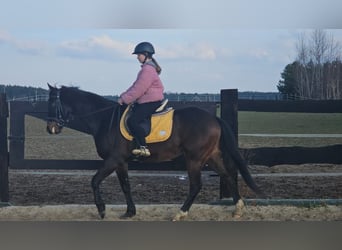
[126,101,162,146]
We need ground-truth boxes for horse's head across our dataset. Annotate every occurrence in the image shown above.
[46,83,71,135]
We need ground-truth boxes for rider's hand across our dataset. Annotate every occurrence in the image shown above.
[118,98,123,105]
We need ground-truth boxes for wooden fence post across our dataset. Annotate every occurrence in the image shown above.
[220,89,238,199]
[0,93,9,202]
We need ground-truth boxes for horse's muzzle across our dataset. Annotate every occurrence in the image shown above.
[46,120,63,135]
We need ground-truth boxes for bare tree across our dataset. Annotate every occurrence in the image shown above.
[294,29,342,99]
[295,33,310,98]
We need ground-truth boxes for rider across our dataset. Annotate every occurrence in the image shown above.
[118,42,164,157]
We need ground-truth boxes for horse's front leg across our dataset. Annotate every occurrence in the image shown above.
[116,165,136,218]
[91,158,116,219]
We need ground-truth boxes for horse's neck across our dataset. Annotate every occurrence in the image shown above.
[83,105,114,136]
[64,91,115,136]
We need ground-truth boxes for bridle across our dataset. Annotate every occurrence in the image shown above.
[47,89,67,127]
[47,89,120,131]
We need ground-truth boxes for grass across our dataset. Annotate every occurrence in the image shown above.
[238,111,342,134]
[24,115,99,160]
[238,111,342,148]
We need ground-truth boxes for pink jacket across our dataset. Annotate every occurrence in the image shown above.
[120,63,164,104]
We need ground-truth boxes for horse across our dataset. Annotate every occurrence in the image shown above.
[46,84,262,221]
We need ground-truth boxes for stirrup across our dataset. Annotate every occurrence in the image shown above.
[132,146,151,157]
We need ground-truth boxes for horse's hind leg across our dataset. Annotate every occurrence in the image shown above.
[173,159,202,221]
[91,158,116,219]
[208,155,245,218]
[116,166,136,218]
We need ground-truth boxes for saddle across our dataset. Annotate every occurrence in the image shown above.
[119,99,174,143]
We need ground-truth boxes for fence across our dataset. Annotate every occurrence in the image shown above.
[0,94,9,202]
[7,100,218,170]
[237,98,342,166]
[1,89,342,203]
[0,92,223,203]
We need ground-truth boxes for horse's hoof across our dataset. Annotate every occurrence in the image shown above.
[172,210,188,221]
[96,204,106,219]
[120,211,135,219]
[99,211,106,219]
[233,199,245,219]
[232,211,242,219]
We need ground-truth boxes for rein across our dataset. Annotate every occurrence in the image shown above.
[108,104,122,134]
[78,105,115,119]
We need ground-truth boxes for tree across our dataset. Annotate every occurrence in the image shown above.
[279,30,342,100]
[0,84,48,101]
[277,62,298,99]
[296,30,342,99]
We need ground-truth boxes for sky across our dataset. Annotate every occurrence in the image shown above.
[1,1,342,96]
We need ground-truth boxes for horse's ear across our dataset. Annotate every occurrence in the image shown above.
[47,83,54,90]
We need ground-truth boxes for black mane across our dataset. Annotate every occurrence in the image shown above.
[60,85,115,108]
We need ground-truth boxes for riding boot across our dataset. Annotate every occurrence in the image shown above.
[131,131,150,157]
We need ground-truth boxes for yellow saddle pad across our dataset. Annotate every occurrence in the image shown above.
[120,106,174,143]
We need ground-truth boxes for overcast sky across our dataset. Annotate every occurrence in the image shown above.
[1,1,342,95]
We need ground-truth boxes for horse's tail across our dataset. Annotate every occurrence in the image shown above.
[217,117,263,195]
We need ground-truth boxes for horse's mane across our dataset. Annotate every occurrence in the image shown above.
[61,85,115,107]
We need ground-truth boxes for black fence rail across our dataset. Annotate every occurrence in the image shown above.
[241,145,342,167]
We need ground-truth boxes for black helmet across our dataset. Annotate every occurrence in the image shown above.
[132,42,155,55]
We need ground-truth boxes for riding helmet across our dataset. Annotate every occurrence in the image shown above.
[132,42,155,55]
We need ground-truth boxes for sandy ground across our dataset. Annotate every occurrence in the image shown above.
[0,203,341,221]
[1,164,341,221]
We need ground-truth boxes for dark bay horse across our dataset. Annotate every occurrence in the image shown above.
[46,84,262,220]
